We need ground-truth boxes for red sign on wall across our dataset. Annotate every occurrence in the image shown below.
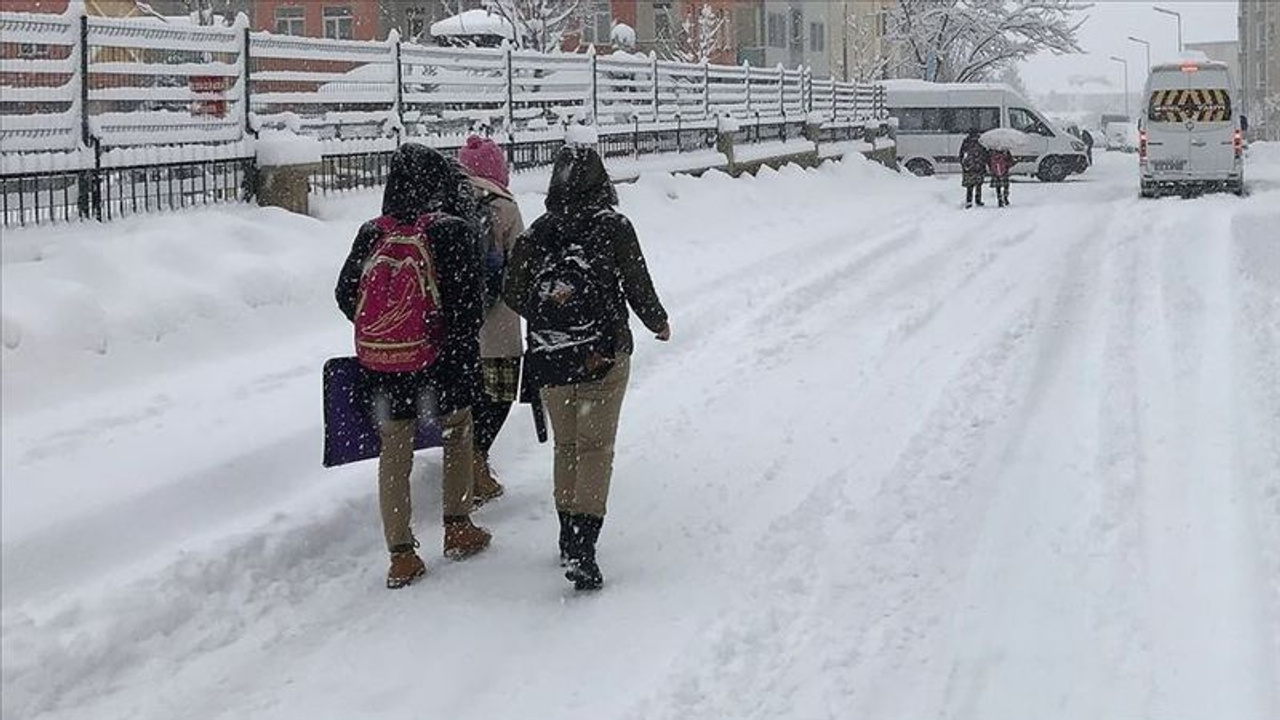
[191,75,228,118]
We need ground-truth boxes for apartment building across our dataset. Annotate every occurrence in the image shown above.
[1239,0,1279,139]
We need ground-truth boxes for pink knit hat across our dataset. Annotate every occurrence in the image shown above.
[458,135,510,191]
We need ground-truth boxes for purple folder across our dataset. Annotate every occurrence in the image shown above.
[322,356,443,467]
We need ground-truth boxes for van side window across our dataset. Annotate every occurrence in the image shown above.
[948,107,1000,133]
[895,107,948,135]
[1009,107,1054,137]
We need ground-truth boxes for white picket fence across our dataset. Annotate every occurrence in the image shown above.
[0,8,887,173]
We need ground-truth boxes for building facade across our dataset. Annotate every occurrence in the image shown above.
[253,0,381,41]
[1239,0,1279,140]
[1185,40,1239,88]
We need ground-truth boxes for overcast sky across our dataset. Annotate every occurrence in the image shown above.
[1018,0,1238,94]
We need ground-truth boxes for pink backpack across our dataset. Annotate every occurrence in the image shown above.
[354,214,446,373]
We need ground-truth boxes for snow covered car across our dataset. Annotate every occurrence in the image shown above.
[1104,121,1139,153]
[1139,59,1245,197]
[885,80,1088,182]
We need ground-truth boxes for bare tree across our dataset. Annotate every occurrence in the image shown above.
[887,0,1089,83]
[838,9,890,83]
[665,3,726,65]
[481,0,583,52]
[997,64,1029,96]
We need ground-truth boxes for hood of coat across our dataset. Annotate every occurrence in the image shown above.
[545,145,617,217]
[381,143,476,222]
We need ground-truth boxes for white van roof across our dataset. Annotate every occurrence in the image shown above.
[881,79,1020,94]
[1150,59,1230,74]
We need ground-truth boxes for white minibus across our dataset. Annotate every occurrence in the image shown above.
[884,80,1089,182]
[1138,60,1244,197]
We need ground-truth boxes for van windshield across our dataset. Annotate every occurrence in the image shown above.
[1148,89,1232,123]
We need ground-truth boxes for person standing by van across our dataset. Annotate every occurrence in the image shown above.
[988,148,1014,207]
[335,143,492,589]
[458,135,525,506]
[960,129,988,208]
[1081,128,1095,166]
[504,144,670,592]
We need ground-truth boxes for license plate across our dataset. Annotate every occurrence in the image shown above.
[1153,160,1187,172]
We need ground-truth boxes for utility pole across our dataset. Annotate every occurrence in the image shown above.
[1128,36,1151,74]
[1153,6,1183,54]
[1110,55,1130,119]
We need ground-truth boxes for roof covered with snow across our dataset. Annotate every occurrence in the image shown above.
[430,10,515,40]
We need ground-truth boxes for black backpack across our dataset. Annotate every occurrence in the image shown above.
[475,191,506,310]
[525,214,617,388]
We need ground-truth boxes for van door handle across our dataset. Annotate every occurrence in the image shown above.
[1191,140,1208,147]
[1148,141,1164,146]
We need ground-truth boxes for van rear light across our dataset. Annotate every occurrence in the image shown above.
[1180,64,1200,73]
[1139,130,1148,160]
[1234,129,1243,157]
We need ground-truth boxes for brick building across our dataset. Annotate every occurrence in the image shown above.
[1239,0,1280,140]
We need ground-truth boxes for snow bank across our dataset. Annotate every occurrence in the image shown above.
[1,206,360,409]
[255,131,325,166]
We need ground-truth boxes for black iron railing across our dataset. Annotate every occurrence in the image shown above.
[2,155,255,227]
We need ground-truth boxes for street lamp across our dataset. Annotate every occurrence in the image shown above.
[1110,55,1129,118]
[1128,35,1151,73]
[1153,6,1183,53]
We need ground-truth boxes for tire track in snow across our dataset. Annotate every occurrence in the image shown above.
[623,203,1114,720]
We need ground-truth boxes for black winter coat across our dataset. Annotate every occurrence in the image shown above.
[505,146,667,393]
[959,133,989,187]
[335,144,484,417]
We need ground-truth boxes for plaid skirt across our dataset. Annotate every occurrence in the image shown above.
[481,357,521,404]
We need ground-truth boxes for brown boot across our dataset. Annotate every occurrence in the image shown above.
[472,452,505,507]
[443,516,491,560]
[387,550,426,589]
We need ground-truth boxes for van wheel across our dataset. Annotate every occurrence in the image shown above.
[905,159,934,177]
[1038,156,1070,182]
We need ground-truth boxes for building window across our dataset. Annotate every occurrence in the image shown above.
[275,5,305,36]
[789,8,803,50]
[654,1,674,41]
[767,12,785,48]
[405,6,427,41]
[581,0,612,45]
[809,21,824,52]
[324,6,354,40]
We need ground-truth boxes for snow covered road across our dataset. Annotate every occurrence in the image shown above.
[3,150,1278,720]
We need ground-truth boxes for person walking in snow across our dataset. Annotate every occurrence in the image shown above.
[959,129,989,208]
[1081,128,1095,166]
[988,147,1014,207]
[458,135,526,507]
[335,143,491,589]
[504,144,670,592]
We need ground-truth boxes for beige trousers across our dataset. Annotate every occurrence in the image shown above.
[541,355,631,518]
[378,408,475,551]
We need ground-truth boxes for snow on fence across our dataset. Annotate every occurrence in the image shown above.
[1,8,888,227]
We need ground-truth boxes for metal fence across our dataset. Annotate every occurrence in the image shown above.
[1,8,889,228]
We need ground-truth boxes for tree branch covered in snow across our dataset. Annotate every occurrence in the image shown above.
[887,0,1089,83]
[481,0,583,52]
[839,10,891,83]
[664,3,726,65]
